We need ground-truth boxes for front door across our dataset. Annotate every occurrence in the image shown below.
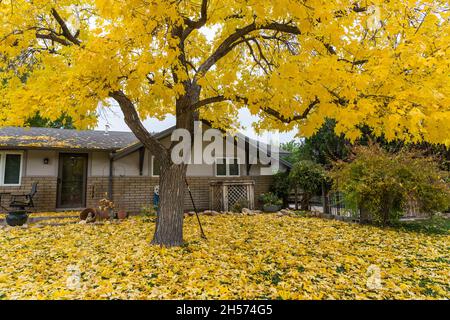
[57,153,88,209]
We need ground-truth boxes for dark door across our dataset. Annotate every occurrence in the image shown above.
[57,153,88,209]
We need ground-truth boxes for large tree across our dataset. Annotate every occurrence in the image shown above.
[1,1,449,246]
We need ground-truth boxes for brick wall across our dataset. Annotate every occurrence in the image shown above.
[1,175,274,213]
[112,175,273,213]
[0,177,57,212]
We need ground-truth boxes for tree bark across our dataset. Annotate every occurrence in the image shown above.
[152,162,187,246]
[322,182,330,214]
[111,89,198,247]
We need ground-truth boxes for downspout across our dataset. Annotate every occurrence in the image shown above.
[108,152,115,201]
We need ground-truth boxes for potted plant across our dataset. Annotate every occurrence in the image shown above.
[260,193,283,212]
[6,210,28,226]
[98,197,115,219]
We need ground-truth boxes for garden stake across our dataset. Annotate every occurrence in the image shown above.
[185,178,207,240]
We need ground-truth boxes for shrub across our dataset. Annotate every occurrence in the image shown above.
[270,172,291,206]
[140,206,156,217]
[331,145,450,226]
[230,198,250,213]
[259,192,283,206]
[289,160,327,210]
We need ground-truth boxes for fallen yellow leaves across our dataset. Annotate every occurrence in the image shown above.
[0,211,79,219]
[0,215,448,300]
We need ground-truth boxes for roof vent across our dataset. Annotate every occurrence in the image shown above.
[104,124,110,136]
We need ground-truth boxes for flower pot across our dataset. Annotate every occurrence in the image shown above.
[117,210,128,220]
[80,208,97,222]
[97,210,110,220]
[263,204,282,213]
[6,211,28,227]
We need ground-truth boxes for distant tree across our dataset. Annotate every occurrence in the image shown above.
[25,112,75,129]
[284,119,450,171]
[303,119,352,168]
[289,160,327,211]
[280,140,306,164]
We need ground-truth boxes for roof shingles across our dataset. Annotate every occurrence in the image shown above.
[0,127,138,151]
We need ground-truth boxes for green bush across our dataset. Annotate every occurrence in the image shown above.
[331,145,450,226]
[259,192,283,206]
[230,198,250,213]
[289,160,327,210]
[140,205,156,217]
[270,172,291,206]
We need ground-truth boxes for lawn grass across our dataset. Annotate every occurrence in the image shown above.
[393,216,450,235]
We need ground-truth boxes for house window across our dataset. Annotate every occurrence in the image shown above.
[215,158,240,177]
[151,156,161,177]
[0,152,23,186]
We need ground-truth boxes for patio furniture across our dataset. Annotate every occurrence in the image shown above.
[9,182,38,211]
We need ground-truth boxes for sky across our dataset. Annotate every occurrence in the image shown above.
[95,103,299,144]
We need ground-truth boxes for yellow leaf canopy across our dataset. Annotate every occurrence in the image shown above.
[0,0,449,144]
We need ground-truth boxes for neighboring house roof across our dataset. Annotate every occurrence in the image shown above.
[0,127,138,151]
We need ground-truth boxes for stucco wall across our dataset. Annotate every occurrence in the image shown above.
[25,150,58,177]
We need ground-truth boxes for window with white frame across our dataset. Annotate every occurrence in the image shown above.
[215,158,240,177]
[0,151,23,186]
[151,156,161,177]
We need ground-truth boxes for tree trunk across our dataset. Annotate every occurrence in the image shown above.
[300,193,310,211]
[322,182,330,214]
[152,162,187,247]
[111,81,200,247]
[151,83,199,247]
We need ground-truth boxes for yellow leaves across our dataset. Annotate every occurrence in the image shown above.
[0,215,448,299]
[0,274,8,283]
[0,0,449,143]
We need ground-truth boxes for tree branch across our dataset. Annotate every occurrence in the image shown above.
[109,90,169,162]
[36,33,71,46]
[192,94,319,123]
[195,21,301,80]
[182,0,208,39]
[51,8,81,46]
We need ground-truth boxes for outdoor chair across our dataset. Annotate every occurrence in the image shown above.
[9,182,38,211]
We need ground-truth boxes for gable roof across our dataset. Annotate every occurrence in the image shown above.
[112,125,292,168]
[0,127,138,151]
[0,126,292,168]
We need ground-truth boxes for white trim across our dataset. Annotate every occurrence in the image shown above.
[0,151,24,186]
[215,157,240,177]
[151,156,160,177]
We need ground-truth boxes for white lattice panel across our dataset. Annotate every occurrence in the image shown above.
[210,181,255,212]
[227,185,248,208]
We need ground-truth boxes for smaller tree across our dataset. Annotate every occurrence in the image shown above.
[270,172,291,208]
[289,161,327,211]
[331,145,450,226]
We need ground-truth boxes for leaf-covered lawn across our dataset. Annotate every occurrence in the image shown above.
[0,215,448,300]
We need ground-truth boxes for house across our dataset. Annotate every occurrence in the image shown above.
[0,125,291,213]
